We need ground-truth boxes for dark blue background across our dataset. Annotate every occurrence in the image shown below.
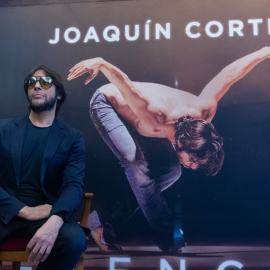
[0,0,270,245]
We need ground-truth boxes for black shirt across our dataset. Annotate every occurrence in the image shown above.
[19,120,50,206]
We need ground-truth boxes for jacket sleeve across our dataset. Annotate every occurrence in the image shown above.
[49,131,85,221]
[0,118,27,224]
[0,187,26,224]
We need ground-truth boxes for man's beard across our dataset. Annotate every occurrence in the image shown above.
[28,94,57,113]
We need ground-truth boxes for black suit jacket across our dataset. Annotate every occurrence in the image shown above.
[0,116,85,224]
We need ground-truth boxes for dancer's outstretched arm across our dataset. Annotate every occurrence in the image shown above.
[198,47,270,122]
[68,58,170,127]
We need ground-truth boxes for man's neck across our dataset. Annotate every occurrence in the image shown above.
[29,110,55,127]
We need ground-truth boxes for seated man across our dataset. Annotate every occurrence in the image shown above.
[68,47,270,253]
[0,65,86,270]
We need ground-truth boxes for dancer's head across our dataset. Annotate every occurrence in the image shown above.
[174,116,224,176]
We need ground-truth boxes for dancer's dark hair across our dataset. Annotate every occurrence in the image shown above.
[174,116,224,176]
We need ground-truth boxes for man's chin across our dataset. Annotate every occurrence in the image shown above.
[28,98,57,113]
[30,104,54,113]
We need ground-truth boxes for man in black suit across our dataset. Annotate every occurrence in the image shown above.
[0,66,86,270]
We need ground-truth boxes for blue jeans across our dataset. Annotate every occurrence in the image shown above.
[89,90,184,251]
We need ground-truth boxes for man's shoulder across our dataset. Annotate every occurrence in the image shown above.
[0,116,26,129]
[54,119,85,151]
[54,118,83,137]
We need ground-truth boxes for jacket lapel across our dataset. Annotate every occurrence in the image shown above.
[11,116,28,187]
[40,118,65,183]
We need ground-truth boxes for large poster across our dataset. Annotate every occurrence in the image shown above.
[1,0,270,269]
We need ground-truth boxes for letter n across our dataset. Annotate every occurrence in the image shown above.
[160,259,174,270]
[160,259,186,270]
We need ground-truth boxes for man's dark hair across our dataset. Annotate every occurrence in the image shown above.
[24,65,66,115]
[174,116,224,176]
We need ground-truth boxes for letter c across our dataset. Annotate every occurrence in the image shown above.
[218,260,243,270]
[185,22,201,38]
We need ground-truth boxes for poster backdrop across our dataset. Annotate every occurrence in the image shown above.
[1,0,270,269]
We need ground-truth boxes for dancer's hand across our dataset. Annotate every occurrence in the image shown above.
[67,57,104,84]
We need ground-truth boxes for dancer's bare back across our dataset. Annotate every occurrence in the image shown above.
[99,82,213,139]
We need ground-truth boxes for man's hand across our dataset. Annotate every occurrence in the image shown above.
[26,215,64,263]
[17,204,52,221]
[67,57,104,84]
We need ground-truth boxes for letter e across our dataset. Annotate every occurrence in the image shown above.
[110,257,130,270]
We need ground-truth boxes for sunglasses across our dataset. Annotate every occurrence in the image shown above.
[24,76,53,90]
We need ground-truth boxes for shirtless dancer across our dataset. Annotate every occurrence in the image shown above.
[68,47,270,253]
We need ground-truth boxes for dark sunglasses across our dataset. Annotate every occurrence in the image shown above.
[24,76,53,90]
